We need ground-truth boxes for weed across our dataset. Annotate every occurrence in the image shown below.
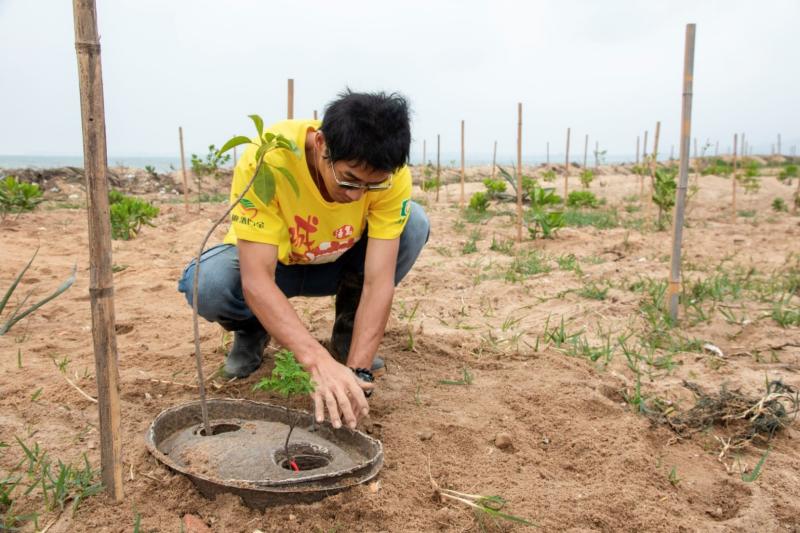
[489,236,514,255]
[556,254,581,274]
[577,282,608,301]
[109,191,159,240]
[0,176,43,219]
[668,466,681,486]
[771,302,800,327]
[462,229,481,255]
[562,208,619,229]
[468,191,489,212]
[541,315,583,348]
[438,367,474,386]
[505,250,551,282]
[741,448,770,482]
[567,190,598,208]
[771,198,788,212]
[482,177,507,198]
[738,209,756,218]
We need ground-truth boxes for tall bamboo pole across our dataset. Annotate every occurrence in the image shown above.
[287,78,294,119]
[636,136,640,165]
[516,103,523,242]
[715,141,719,157]
[72,0,123,501]
[670,144,674,161]
[178,126,189,212]
[436,134,441,203]
[731,133,738,223]
[594,140,599,168]
[491,140,497,181]
[460,120,465,207]
[583,133,589,169]
[641,130,648,198]
[313,109,318,120]
[650,121,661,199]
[668,23,696,322]
[563,127,571,200]
[546,141,550,164]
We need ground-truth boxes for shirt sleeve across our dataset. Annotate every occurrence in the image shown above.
[229,143,287,245]
[366,166,413,240]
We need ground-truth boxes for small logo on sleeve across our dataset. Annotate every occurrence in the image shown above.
[400,199,410,217]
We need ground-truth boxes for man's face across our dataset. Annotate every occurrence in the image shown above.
[322,159,392,203]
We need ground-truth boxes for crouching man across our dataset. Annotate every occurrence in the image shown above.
[178,90,429,430]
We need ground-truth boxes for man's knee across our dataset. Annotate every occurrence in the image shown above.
[177,245,241,321]
[396,202,430,284]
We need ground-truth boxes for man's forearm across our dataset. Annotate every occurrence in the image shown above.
[242,277,329,368]
[346,279,394,368]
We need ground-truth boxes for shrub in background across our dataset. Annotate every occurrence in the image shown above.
[108,190,159,240]
[0,176,43,219]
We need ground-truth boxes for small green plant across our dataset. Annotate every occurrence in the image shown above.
[489,236,514,255]
[652,167,677,230]
[772,197,788,212]
[190,144,231,179]
[482,177,507,198]
[778,164,797,183]
[567,190,598,208]
[556,253,581,273]
[253,349,315,471]
[577,282,608,300]
[1,249,76,336]
[541,168,557,182]
[740,448,770,482]
[438,367,474,386]
[0,176,43,220]
[562,208,618,229]
[668,466,681,486]
[435,487,535,527]
[461,229,481,255]
[579,169,594,188]
[143,165,158,179]
[108,192,159,240]
[505,250,551,282]
[468,191,489,212]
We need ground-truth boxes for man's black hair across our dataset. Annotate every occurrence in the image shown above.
[320,89,411,172]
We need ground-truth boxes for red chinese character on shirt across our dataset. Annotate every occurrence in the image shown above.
[289,214,319,249]
[333,224,354,240]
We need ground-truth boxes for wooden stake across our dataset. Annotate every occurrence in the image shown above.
[178,126,189,212]
[715,141,719,157]
[287,78,294,119]
[436,134,441,203]
[650,121,661,199]
[668,23,697,321]
[594,140,599,168]
[563,127,571,201]
[72,0,123,501]
[313,109,318,120]
[460,120,465,207]
[491,140,497,181]
[741,132,746,160]
[583,134,589,169]
[641,130,648,198]
[731,133,738,223]
[670,144,674,161]
[516,103,523,242]
[546,141,550,164]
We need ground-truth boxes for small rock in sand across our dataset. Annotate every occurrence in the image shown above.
[417,429,434,441]
[494,432,513,450]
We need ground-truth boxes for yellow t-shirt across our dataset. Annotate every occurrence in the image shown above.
[223,119,412,265]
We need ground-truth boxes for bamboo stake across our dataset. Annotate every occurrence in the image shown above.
[546,141,549,164]
[179,126,189,212]
[594,140,599,168]
[72,0,123,501]
[313,109,318,120]
[636,136,640,165]
[287,78,294,119]
[650,121,661,200]
[563,127,571,201]
[670,144,674,161]
[693,137,698,159]
[436,134,441,203]
[460,120,465,207]
[668,23,697,322]
[731,133,738,223]
[715,141,719,157]
[491,140,497,181]
[583,134,588,169]
[516,103,523,242]
[641,130,648,198]
[741,132,746,158]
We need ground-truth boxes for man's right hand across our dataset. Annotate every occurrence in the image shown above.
[307,354,374,430]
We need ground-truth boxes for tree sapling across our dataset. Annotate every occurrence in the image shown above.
[253,349,315,472]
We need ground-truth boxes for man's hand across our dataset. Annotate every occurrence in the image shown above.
[307,355,374,429]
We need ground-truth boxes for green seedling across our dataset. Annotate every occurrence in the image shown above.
[438,367,473,386]
[579,169,594,188]
[462,229,481,255]
[505,250,551,282]
[652,167,677,230]
[740,448,770,482]
[489,236,514,255]
[541,168,557,182]
[668,466,681,486]
[253,349,315,472]
[577,282,608,301]
[567,190,598,208]
[0,176,43,220]
[482,177,507,198]
[190,144,231,180]
[771,198,788,212]
[1,249,76,336]
[108,191,159,240]
[468,191,489,212]
[435,487,535,527]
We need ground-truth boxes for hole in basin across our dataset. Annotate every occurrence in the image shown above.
[196,423,241,436]
[274,443,332,471]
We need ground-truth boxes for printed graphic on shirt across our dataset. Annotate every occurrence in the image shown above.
[287,214,356,264]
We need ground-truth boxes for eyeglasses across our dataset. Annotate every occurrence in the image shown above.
[329,158,393,191]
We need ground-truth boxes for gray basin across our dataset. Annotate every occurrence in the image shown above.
[145,399,383,508]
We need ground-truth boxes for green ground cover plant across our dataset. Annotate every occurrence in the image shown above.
[566,190,598,208]
[0,176,43,220]
[108,191,159,240]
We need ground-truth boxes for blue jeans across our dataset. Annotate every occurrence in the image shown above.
[177,201,430,332]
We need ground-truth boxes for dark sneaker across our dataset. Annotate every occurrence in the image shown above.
[223,329,269,378]
[370,356,386,378]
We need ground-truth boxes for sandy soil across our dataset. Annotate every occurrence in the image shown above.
[1,164,799,532]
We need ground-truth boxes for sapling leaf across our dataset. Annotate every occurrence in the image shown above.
[0,248,38,316]
[275,166,300,197]
[253,164,277,206]
[218,136,252,155]
[248,114,264,138]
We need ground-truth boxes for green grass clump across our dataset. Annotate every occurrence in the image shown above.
[468,191,489,212]
[505,250,551,282]
[567,190,599,208]
[578,282,608,300]
[109,191,159,240]
[562,208,619,229]
[772,198,788,212]
[482,177,507,198]
[0,176,43,219]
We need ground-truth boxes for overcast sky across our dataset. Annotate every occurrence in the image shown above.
[1,0,798,162]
